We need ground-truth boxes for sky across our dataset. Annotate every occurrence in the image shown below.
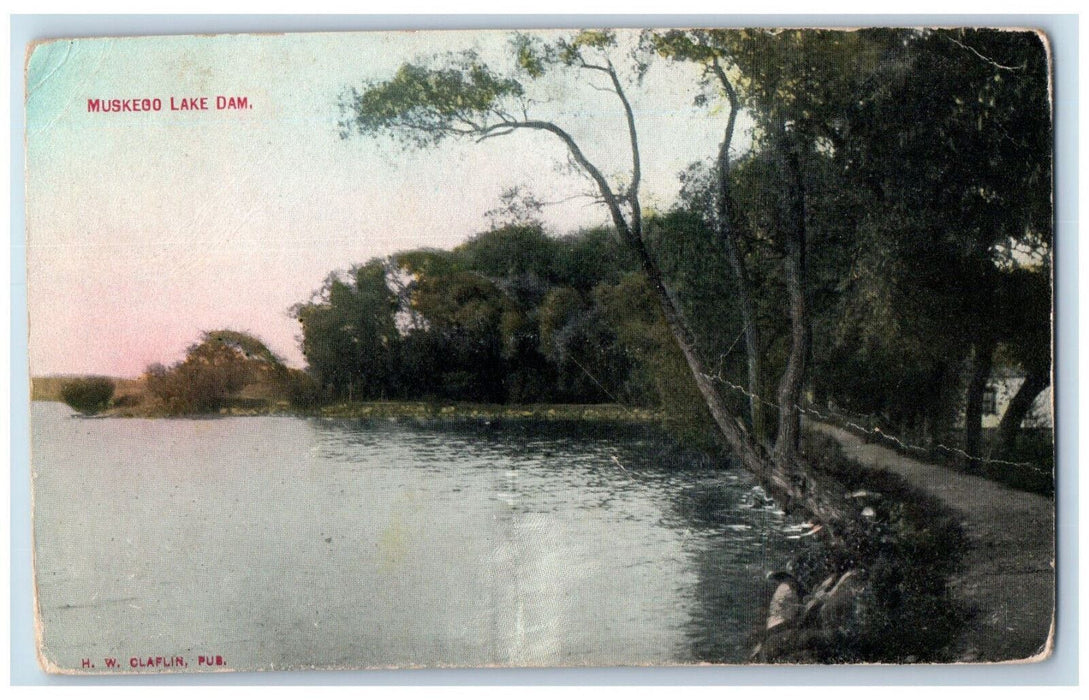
[25,29,746,376]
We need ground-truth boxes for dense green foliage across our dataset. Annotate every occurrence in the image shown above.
[821,29,1053,455]
[292,225,702,411]
[654,28,1053,459]
[60,377,115,415]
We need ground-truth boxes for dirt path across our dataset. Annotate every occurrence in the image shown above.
[809,422,1055,663]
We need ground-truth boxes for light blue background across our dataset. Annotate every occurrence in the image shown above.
[9,13,1079,686]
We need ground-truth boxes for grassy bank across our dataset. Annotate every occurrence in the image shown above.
[40,392,661,426]
[757,430,969,663]
[313,400,660,422]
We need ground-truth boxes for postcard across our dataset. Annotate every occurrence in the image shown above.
[25,27,1054,673]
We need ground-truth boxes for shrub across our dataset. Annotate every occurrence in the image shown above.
[60,377,115,415]
[145,354,245,414]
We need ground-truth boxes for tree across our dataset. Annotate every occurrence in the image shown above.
[145,330,286,414]
[339,29,853,525]
[407,268,510,401]
[457,222,558,281]
[293,260,401,400]
[651,29,909,460]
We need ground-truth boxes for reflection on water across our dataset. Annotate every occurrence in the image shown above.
[32,402,807,670]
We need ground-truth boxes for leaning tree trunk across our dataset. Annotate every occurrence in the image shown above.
[963,335,997,460]
[771,140,809,468]
[624,231,851,528]
[995,365,1051,458]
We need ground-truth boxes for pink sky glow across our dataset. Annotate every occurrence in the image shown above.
[26,31,741,377]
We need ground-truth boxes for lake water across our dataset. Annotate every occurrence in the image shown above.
[31,401,810,671]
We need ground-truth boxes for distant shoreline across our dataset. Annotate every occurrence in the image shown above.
[33,393,661,424]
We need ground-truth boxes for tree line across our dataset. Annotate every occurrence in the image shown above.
[291,223,709,420]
